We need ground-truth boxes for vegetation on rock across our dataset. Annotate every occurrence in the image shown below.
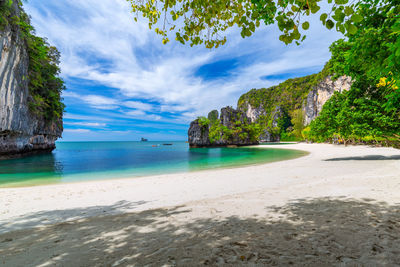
[238,63,333,141]
[1,0,65,122]
[195,107,261,145]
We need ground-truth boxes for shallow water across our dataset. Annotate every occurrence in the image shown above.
[0,141,307,187]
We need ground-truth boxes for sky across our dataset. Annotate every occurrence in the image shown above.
[24,0,342,141]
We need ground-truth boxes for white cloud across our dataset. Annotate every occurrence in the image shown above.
[126,110,146,116]
[124,101,154,112]
[63,113,110,122]
[64,129,91,133]
[81,95,119,110]
[64,122,107,127]
[125,110,162,121]
[26,0,342,124]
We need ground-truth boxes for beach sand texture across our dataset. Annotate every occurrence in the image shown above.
[0,143,399,266]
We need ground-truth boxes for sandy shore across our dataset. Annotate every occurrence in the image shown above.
[0,143,399,266]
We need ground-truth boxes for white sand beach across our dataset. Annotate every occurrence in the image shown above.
[0,143,399,266]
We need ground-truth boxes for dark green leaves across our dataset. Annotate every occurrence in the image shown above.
[326,19,335,29]
[320,13,328,25]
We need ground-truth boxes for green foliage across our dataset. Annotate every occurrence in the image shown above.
[197,116,210,127]
[0,0,13,30]
[290,109,305,138]
[280,132,303,142]
[207,110,219,124]
[128,0,370,48]
[328,0,399,116]
[301,126,311,140]
[308,0,400,147]
[1,0,65,122]
[206,112,262,144]
[309,82,400,146]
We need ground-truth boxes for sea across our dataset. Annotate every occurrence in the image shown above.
[0,141,306,187]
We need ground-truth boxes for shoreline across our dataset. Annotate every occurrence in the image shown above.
[0,145,307,189]
[1,143,400,265]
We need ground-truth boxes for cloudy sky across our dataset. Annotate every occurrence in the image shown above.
[25,0,341,141]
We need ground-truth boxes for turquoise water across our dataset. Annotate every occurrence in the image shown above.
[0,141,306,187]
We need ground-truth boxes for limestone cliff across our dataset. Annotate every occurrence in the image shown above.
[303,75,352,125]
[188,70,351,146]
[188,120,211,147]
[0,1,62,156]
[188,107,259,147]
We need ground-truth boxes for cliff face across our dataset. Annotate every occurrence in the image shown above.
[0,2,62,156]
[188,120,211,147]
[303,76,352,125]
[188,107,259,147]
[188,73,351,146]
[243,105,281,142]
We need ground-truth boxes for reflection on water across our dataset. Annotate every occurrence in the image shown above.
[0,152,63,186]
[0,142,307,187]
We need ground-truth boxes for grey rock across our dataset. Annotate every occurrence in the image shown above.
[303,75,352,125]
[188,120,210,147]
[0,3,62,157]
[188,106,258,147]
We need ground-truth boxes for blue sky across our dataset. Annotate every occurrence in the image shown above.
[25,0,341,141]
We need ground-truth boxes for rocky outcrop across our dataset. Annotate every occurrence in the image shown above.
[303,75,352,125]
[188,120,211,147]
[244,104,266,123]
[0,2,62,157]
[188,107,259,147]
[188,73,352,146]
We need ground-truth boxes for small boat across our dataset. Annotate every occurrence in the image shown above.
[141,138,148,142]
[162,143,173,146]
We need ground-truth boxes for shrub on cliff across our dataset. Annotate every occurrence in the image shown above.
[1,0,65,123]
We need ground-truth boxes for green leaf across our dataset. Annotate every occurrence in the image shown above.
[302,21,310,30]
[351,14,363,23]
[310,5,320,14]
[338,23,345,34]
[344,6,354,16]
[326,19,334,30]
[347,23,358,34]
[320,13,328,23]
[333,9,345,23]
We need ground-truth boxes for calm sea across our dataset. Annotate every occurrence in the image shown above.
[0,141,306,187]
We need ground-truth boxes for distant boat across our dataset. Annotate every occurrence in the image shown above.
[163,143,173,146]
[141,138,148,142]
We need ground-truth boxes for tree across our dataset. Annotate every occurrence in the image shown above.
[328,0,399,117]
[128,0,373,48]
[290,109,305,138]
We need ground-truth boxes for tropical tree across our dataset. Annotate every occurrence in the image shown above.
[128,0,378,47]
